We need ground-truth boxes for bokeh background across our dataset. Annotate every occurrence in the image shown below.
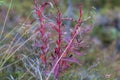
[0,0,120,80]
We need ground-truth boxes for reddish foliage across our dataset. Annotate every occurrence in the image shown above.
[33,0,91,79]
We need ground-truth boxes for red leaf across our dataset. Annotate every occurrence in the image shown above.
[74,51,83,56]
[40,54,46,64]
[36,9,41,17]
[41,2,49,11]
[51,25,59,32]
[61,57,81,66]
[56,40,60,45]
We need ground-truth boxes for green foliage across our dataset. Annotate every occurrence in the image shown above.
[4,0,33,16]
[0,1,4,6]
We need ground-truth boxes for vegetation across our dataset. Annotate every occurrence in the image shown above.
[0,0,120,80]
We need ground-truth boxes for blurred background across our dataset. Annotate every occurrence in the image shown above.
[0,0,120,80]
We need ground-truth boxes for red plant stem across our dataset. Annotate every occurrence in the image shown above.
[78,5,82,22]
[46,5,82,79]
[34,2,47,63]
[46,23,81,80]
[56,9,62,56]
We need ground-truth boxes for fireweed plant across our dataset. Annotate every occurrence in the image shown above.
[32,0,92,79]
